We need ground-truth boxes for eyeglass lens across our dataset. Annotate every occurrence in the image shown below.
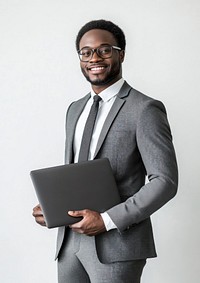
[79,46,113,61]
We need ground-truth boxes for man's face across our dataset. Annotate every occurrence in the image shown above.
[79,29,125,92]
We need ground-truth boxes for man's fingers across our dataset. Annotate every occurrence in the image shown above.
[34,215,46,226]
[32,204,46,227]
[68,210,86,217]
[32,208,43,217]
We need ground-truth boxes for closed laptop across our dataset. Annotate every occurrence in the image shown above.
[30,158,120,228]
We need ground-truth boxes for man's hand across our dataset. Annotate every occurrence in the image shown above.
[68,209,106,236]
[32,204,46,227]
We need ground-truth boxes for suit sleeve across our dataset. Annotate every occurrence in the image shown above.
[107,100,178,232]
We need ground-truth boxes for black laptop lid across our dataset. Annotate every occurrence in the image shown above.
[30,158,120,228]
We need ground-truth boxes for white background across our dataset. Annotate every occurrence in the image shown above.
[0,0,199,282]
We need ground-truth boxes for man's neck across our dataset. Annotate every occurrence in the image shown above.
[91,76,123,94]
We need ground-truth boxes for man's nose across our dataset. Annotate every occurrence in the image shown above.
[89,50,103,62]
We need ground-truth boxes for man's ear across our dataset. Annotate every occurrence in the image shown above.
[120,50,125,63]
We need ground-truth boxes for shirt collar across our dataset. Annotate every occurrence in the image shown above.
[90,78,124,102]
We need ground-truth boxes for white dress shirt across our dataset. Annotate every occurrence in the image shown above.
[73,78,124,231]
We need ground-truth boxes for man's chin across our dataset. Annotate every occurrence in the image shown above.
[85,76,114,86]
[89,79,107,86]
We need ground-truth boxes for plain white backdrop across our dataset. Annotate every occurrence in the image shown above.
[0,0,199,282]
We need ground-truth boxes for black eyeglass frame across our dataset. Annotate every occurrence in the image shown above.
[77,45,122,62]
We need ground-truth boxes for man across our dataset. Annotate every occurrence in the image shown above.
[33,19,178,282]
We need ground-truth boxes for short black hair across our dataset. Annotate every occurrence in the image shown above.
[76,19,126,51]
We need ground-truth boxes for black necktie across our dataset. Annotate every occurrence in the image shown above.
[78,95,102,162]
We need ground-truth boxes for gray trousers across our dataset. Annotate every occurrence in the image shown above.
[57,230,146,283]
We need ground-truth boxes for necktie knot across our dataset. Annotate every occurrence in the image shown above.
[93,94,102,103]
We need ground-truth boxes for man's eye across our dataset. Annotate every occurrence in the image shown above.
[81,50,91,57]
[100,47,111,54]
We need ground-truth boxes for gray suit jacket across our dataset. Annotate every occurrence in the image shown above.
[55,81,178,263]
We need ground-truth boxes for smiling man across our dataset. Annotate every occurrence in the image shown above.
[79,29,124,90]
[33,20,178,283]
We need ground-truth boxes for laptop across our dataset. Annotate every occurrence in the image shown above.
[30,158,121,228]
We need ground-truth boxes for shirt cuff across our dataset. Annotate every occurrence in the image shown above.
[101,212,117,231]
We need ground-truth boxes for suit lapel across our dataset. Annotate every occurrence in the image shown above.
[66,81,132,162]
[94,81,132,158]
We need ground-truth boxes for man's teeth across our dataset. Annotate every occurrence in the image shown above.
[91,67,105,71]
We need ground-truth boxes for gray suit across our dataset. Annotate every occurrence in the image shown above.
[56,81,178,264]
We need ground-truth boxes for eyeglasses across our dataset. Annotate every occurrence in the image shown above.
[78,45,122,62]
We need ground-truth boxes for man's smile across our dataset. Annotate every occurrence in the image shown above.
[90,66,105,71]
[87,65,108,74]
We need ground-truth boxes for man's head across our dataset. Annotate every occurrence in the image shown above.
[76,20,126,52]
[76,20,126,93]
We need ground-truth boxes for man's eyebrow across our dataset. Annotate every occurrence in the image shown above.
[80,43,112,49]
